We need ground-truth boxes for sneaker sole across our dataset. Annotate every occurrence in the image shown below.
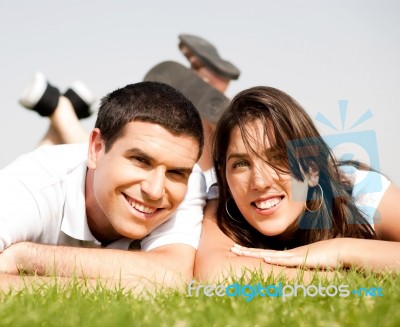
[143,61,230,123]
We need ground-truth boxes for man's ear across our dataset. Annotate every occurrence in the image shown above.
[87,128,105,169]
[308,161,320,187]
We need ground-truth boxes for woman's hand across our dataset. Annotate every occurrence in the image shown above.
[231,239,345,269]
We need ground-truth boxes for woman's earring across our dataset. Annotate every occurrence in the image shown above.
[305,183,324,212]
[225,197,239,221]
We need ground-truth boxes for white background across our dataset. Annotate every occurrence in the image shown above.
[1,0,399,184]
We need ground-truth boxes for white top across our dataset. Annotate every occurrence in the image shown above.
[0,144,206,252]
[338,165,391,227]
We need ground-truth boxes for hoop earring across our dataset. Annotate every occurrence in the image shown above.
[305,183,324,212]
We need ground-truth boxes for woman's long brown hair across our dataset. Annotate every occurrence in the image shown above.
[213,86,376,250]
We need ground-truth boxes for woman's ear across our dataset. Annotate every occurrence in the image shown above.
[87,128,105,169]
[308,161,320,187]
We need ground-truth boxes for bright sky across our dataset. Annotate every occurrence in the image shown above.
[1,0,399,184]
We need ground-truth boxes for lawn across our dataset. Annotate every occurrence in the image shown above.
[0,270,399,327]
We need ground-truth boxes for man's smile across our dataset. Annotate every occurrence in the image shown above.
[123,193,159,215]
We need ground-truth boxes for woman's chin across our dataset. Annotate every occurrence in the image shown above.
[256,218,298,239]
[259,225,288,237]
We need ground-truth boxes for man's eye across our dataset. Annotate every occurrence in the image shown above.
[232,160,249,169]
[169,170,186,177]
[132,156,149,165]
[168,170,189,181]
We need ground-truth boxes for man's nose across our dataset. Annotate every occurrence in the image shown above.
[141,168,166,200]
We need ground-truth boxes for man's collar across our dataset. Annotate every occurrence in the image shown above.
[61,161,97,242]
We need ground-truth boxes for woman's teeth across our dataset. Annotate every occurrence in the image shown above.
[255,197,281,209]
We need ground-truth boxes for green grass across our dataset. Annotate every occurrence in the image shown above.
[1,270,399,327]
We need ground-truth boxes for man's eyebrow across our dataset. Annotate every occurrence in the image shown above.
[125,148,153,161]
[126,148,194,173]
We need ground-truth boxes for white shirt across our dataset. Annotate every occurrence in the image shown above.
[339,165,390,227]
[0,144,206,252]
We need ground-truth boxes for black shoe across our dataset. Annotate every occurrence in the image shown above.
[19,72,60,117]
[63,81,96,119]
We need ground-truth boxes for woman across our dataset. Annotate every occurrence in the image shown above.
[194,86,400,281]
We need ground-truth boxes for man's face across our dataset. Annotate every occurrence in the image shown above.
[86,121,199,240]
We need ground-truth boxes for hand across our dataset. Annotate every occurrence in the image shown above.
[0,243,22,275]
[231,239,345,269]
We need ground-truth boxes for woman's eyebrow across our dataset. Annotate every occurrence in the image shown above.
[227,152,248,161]
[263,146,282,155]
[227,145,282,161]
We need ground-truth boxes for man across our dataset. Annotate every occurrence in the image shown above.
[145,34,241,188]
[0,81,206,289]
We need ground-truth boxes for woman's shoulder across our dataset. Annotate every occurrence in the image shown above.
[338,164,390,196]
[339,164,391,227]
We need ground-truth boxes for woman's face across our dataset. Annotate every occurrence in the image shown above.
[225,120,315,238]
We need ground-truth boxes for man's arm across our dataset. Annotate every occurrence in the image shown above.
[1,242,195,288]
[1,163,206,289]
[0,273,47,293]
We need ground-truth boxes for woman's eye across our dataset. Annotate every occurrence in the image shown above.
[270,154,284,162]
[267,151,287,165]
[233,160,249,168]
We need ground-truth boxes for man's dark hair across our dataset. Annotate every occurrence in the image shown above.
[95,81,204,159]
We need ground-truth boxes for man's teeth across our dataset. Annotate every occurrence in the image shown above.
[255,197,281,209]
[128,198,157,214]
